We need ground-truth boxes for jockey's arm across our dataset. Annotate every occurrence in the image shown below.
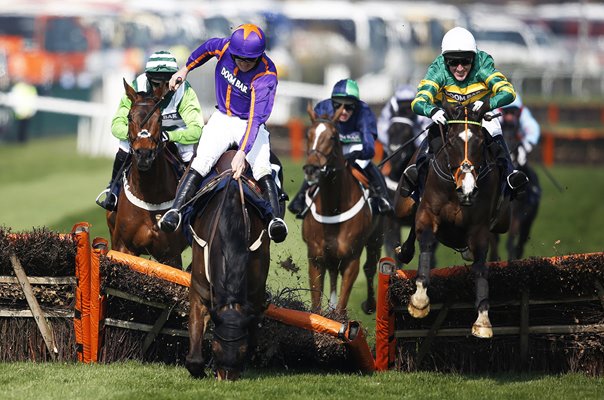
[110,94,131,141]
[168,87,204,145]
[357,105,377,160]
[519,106,541,147]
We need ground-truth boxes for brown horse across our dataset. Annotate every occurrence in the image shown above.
[397,101,510,338]
[302,105,383,314]
[106,79,188,268]
[185,151,270,381]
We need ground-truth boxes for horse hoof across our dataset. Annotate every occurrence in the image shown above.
[407,302,430,319]
[361,300,376,315]
[471,324,493,339]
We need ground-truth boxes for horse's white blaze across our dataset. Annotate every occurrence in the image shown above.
[137,129,151,138]
[458,129,472,142]
[312,123,328,149]
[461,171,476,195]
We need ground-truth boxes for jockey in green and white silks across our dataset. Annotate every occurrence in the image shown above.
[96,51,204,211]
[400,27,528,199]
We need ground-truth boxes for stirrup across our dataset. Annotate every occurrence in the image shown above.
[400,164,418,198]
[507,170,528,190]
[377,197,393,214]
[158,209,182,233]
[95,188,117,211]
[268,217,288,243]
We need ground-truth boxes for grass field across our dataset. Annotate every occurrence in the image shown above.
[0,136,602,398]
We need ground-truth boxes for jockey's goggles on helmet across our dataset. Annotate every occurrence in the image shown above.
[332,101,356,112]
[231,54,258,63]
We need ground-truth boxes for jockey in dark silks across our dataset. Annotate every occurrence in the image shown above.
[96,51,204,211]
[288,78,393,218]
[157,24,288,243]
[399,27,528,199]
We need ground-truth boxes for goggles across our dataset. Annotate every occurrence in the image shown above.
[445,57,473,67]
[332,101,356,112]
[231,54,258,63]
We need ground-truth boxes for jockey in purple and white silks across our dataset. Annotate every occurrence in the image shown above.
[158,23,288,243]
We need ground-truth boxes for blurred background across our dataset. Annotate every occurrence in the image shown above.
[0,0,602,156]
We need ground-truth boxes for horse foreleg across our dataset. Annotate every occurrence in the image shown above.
[361,234,382,315]
[336,258,360,314]
[308,257,325,313]
[408,227,436,318]
[470,244,492,339]
[395,221,416,265]
[186,283,210,378]
[328,268,338,310]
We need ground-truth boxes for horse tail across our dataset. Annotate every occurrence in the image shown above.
[215,180,251,308]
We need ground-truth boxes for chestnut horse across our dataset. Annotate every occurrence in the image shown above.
[397,101,510,338]
[302,105,383,314]
[106,79,188,267]
[185,151,270,381]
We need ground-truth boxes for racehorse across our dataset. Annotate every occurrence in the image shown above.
[302,104,383,314]
[185,151,270,381]
[106,79,188,268]
[397,100,511,338]
[489,108,541,261]
[382,116,418,259]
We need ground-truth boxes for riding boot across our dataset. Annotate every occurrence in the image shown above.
[364,162,393,214]
[400,136,438,198]
[96,149,129,211]
[287,180,310,219]
[492,135,528,198]
[259,175,288,243]
[158,168,203,233]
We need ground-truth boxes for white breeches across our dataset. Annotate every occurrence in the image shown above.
[343,142,370,169]
[189,111,272,180]
[118,140,195,162]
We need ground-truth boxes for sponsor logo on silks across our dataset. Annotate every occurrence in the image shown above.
[443,89,485,103]
[163,112,179,120]
[221,67,249,94]
[339,132,363,144]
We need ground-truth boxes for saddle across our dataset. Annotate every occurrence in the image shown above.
[181,150,271,245]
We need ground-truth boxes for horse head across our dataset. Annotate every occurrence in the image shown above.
[124,78,167,171]
[441,100,490,206]
[210,303,255,381]
[303,103,345,185]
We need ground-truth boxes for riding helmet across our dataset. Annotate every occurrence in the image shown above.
[331,79,360,103]
[229,24,266,59]
[145,50,179,81]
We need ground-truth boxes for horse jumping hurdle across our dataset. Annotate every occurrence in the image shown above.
[375,256,604,375]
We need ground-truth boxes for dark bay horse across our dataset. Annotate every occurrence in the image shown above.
[302,105,383,314]
[489,108,541,261]
[107,79,188,268]
[186,151,270,381]
[398,101,511,338]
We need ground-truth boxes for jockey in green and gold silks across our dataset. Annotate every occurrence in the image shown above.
[399,26,527,200]
[411,51,516,119]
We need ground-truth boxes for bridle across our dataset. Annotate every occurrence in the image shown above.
[303,118,342,177]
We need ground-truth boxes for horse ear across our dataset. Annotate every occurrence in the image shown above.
[123,78,136,102]
[307,102,316,122]
[332,106,344,123]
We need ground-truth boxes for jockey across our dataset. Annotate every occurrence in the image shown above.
[96,50,204,211]
[399,26,528,199]
[497,94,541,167]
[377,84,431,154]
[158,24,288,243]
[288,78,393,218]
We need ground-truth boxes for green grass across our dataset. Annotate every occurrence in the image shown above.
[0,362,601,400]
[0,136,603,397]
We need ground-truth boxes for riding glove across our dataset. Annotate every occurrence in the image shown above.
[430,108,447,125]
[472,100,491,116]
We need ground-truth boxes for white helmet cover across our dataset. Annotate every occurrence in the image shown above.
[441,27,477,55]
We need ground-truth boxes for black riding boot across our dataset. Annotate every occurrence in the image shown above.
[364,162,393,214]
[399,135,440,198]
[158,169,203,233]
[287,180,310,219]
[96,149,129,211]
[259,175,288,243]
[492,135,528,197]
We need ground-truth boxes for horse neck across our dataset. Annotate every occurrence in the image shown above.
[129,155,176,198]
[317,160,362,213]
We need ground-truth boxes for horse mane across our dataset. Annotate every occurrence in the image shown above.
[212,181,251,310]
